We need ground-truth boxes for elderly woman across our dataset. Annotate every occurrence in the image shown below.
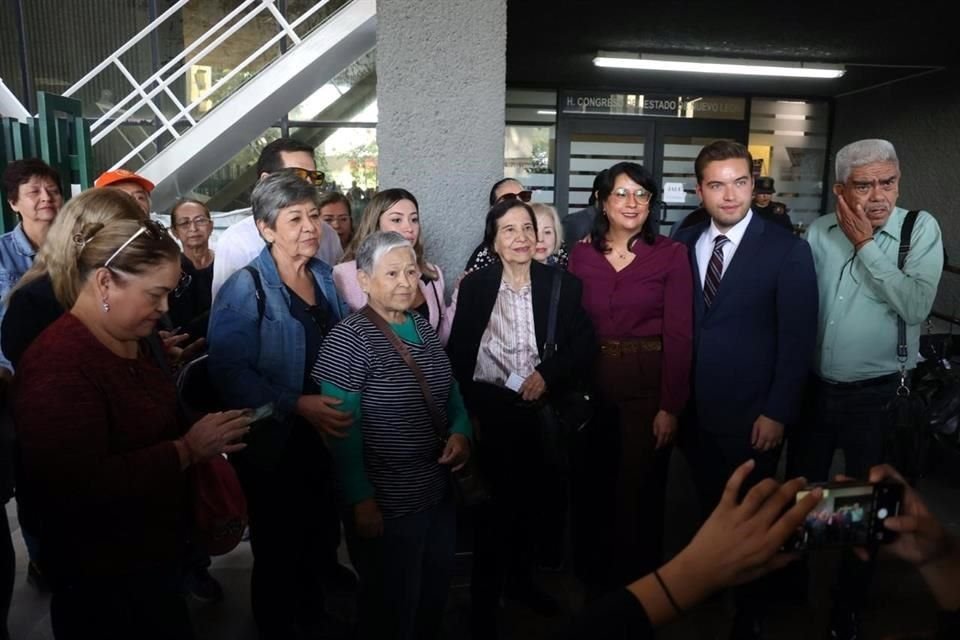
[532,202,564,267]
[167,198,214,339]
[448,199,595,638]
[207,170,351,638]
[567,162,693,594]
[314,231,471,640]
[0,158,63,376]
[333,188,453,344]
[465,178,570,273]
[13,189,250,639]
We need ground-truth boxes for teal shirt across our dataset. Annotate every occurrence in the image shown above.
[806,206,943,382]
[320,313,472,505]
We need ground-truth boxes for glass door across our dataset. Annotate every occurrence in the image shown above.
[555,115,747,235]
[555,117,654,218]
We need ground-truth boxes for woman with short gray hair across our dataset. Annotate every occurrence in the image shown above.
[313,231,472,640]
[206,170,352,638]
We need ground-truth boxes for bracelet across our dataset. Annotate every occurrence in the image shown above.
[653,569,684,616]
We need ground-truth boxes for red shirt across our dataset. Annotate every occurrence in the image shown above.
[568,236,693,414]
[13,313,185,580]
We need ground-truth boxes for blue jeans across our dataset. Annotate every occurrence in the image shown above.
[346,497,456,640]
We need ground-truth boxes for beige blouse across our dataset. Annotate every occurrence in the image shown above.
[472,279,541,387]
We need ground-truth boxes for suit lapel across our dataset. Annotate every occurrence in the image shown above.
[475,262,503,330]
[680,222,709,323]
[708,214,765,313]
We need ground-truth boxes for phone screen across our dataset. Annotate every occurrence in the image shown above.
[787,481,903,551]
[246,402,275,423]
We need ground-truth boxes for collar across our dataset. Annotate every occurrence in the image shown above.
[499,277,532,295]
[826,206,908,241]
[11,223,37,258]
[707,209,753,247]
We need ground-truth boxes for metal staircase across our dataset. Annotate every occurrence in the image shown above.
[61,0,377,211]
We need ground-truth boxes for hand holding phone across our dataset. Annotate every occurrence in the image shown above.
[786,480,903,552]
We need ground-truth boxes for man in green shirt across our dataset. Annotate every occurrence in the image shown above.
[789,138,943,640]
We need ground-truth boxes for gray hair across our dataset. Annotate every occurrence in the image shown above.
[835,139,899,184]
[356,231,414,275]
[251,169,319,231]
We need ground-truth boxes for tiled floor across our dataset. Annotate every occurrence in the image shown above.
[7,446,960,639]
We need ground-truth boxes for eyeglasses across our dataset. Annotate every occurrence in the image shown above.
[288,167,326,186]
[611,187,652,204]
[173,216,213,229]
[495,190,533,204]
[172,271,193,298]
[103,220,168,269]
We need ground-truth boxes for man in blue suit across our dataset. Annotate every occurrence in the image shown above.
[674,140,818,640]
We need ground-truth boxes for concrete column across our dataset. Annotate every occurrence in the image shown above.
[376,0,506,292]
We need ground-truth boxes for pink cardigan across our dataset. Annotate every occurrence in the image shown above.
[332,260,455,345]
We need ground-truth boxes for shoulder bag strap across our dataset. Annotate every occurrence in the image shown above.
[430,279,443,328]
[243,266,266,327]
[360,306,447,442]
[896,210,920,391]
[543,270,563,360]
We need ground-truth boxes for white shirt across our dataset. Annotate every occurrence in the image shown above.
[695,209,753,286]
[211,212,344,299]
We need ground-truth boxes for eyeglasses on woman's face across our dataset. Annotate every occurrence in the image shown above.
[611,187,652,204]
[173,216,212,229]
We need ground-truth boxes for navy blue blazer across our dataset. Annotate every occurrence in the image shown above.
[674,214,818,435]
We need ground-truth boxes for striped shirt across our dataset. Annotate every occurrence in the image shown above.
[312,311,470,519]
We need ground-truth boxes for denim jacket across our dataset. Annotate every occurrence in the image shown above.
[0,224,36,371]
[207,246,348,418]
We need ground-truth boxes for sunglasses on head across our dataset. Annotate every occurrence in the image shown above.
[288,167,326,186]
[495,190,533,204]
[103,219,169,269]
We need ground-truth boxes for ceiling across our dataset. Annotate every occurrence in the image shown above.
[506,0,955,99]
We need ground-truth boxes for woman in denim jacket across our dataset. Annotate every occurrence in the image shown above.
[207,170,352,639]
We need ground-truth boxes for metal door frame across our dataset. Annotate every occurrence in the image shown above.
[555,113,748,217]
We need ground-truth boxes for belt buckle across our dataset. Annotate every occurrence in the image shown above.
[602,341,623,357]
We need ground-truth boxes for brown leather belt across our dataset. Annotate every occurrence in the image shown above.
[599,337,662,357]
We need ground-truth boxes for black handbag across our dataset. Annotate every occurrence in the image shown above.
[889,211,960,479]
[360,306,491,507]
[537,271,595,471]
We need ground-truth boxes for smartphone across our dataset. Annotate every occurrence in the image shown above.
[785,481,904,551]
[245,402,275,424]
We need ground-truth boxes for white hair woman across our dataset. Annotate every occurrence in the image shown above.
[313,231,471,640]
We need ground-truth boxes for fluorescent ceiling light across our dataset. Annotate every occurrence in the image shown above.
[594,53,845,79]
[537,109,557,115]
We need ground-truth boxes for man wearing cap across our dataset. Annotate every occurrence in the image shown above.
[751,177,793,231]
[94,169,154,216]
[211,138,343,299]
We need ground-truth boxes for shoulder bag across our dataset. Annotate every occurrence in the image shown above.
[537,270,595,472]
[359,306,490,506]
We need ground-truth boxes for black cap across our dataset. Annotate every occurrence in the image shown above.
[754,176,775,194]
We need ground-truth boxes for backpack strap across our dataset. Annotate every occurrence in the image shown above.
[243,266,265,326]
